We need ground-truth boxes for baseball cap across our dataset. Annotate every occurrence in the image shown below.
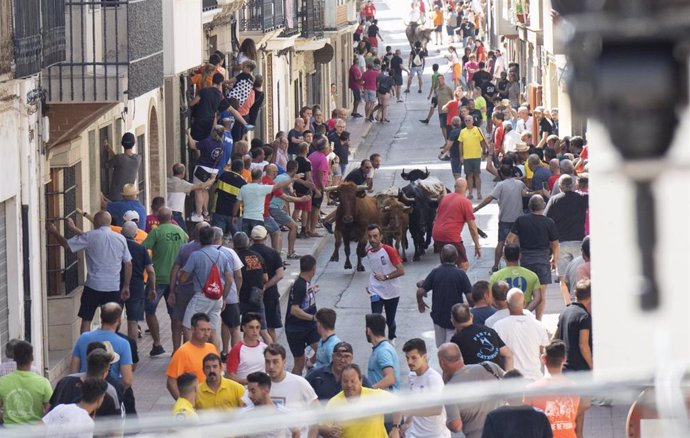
[250,225,268,240]
[502,120,512,128]
[333,341,354,354]
[123,210,140,222]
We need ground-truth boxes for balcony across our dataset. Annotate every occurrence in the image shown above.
[43,0,163,103]
[299,0,325,38]
[164,0,202,76]
[239,0,285,33]
[324,0,355,30]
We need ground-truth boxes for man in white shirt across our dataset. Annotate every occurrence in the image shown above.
[493,289,549,381]
[515,107,533,137]
[167,163,216,230]
[244,371,299,438]
[263,344,318,438]
[43,378,108,438]
[401,338,450,438]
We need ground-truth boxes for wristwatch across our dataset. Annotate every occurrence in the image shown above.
[384,274,390,280]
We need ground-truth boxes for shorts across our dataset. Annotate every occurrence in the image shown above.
[557,241,582,277]
[364,89,377,103]
[78,286,122,321]
[410,66,423,78]
[269,206,294,227]
[351,88,362,102]
[312,194,324,209]
[241,218,264,236]
[393,74,403,86]
[463,158,481,175]
[263,292,283,329]
[294,199,312,212]
[240,302,268,330]
[450,157,462,175]
[446,25,455,36]
[192,165,217,185]
[285,326,320,358]
[439,112,448,130]
[433,241,468,267]
[172,290,195,321]
[523,262,552,285]
[124,296,145,321]
[211,213,236,236]
[263,215,280,234]
[182,294,223,332]
[498,221,514,242]
[431,97,438,107]
[221,303,241,328]
[368,36,378,47]
[435,25,443,32]
[145,284,173,316]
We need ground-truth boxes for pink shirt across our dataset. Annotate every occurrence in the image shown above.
[308,151,329,189]
[362,69,378,91]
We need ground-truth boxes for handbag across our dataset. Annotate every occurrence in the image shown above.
[194,166,213,182]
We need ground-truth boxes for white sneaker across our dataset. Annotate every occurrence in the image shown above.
[389,338,397,346]
[190,213,204,223]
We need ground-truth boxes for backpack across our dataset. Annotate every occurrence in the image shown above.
[202,251,224,300]
[413,49,422,66]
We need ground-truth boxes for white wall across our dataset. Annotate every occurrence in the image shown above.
[590,109,690,377]
[163,0,203,75]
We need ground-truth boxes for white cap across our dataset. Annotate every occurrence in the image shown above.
[123,210,140,222]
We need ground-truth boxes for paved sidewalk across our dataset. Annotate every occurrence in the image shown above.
[133,116,373,413]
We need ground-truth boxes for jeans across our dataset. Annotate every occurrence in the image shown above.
[172,211,187,233]
[370,296,400,340]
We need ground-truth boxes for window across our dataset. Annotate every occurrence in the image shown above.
[137,134,147,206]
[99,126,113,196]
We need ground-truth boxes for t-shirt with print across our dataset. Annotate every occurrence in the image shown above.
[249,243,283,300]
[196,137,224,168]
[181,246,233,295]
[363,244,403,300]
[143,223,188,285]
[72,329,133,380]
[214,171,247,216]
[227,340,267,380]
[525,376,580,438]
[236,248,266,305]
[451,323,506,366]
[490,178,527,223]
[285,276,317,330]
[238,183,275,221]
[489,265,541,303]
[421,263,471,329]
[407,367,450,438]
[266,372,318,438]
[432,193,475,243]
[0,371,53,425]
[42,403,94,436]
[368,340,400,391]
[459,126,485,159]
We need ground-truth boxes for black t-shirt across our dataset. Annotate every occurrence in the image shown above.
[237,248,266,304]
[410,48,425,67]
[123,239,151,294]
[497,79,510,98]
[215,171,247,216]
[472,70,492,86]
[193,87,229,121]
[545,191,588,241]
[390,55,404,76]
[480,81,497,100]
[450,323,505,366]
[50,376,121,418]
[287,129,305,155]
[539,118,554,137]
[510,214,559,252]
[249,244,283,299]
[421,264,471,329]
[482,405,553,438]
[528,145,544,161]
[329,131,348,164]
[285,276,317,330]
[345,168,368,185]
[470,108,483,125]
[295,157,312,195]
[447,126,462,159]
[556,303,592,371]
[461,22,475,38]
[367,24,379,38]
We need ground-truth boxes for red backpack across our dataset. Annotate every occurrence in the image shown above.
[202,252,224,300]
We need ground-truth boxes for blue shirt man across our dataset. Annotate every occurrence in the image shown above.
[366,313,400,391]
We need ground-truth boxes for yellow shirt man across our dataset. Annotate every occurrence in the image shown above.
[195,377,246,410]
[172,396,198,421]
[326,387,390,438]
[459,126,485,159]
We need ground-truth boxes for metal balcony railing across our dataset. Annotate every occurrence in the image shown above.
[202,0,218,12]
[299,0,324,38]
[239,0,285,33]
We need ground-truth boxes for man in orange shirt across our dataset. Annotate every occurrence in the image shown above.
[524,340,590,438]
[166,313,219,399]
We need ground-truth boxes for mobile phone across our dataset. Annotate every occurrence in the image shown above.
[542,182,549,190]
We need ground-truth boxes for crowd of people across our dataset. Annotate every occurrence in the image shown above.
[0,1,595,437]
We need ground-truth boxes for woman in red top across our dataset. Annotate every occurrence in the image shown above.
[475,40,487,62]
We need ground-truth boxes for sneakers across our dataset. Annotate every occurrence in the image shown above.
[352,113,363,118]
[190,213,204,222]
[150,345,165,357]
[389,338,397,346]
[404,89,410,93]
[419,119,429,124]
[418,89,423,93]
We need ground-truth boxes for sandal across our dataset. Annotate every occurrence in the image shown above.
[287,252,301,260]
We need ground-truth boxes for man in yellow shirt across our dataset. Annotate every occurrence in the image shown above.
[459,116,489,200]
[195,353,245,410]
[324,364,402,438]
[172,372,199,421]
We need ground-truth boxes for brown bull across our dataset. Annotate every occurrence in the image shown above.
[328,182,381,271]
[380,197,411,262]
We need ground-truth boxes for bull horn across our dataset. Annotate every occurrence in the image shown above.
[323,186,339,192]
[400,192,414,202]
[424,167,430,178]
